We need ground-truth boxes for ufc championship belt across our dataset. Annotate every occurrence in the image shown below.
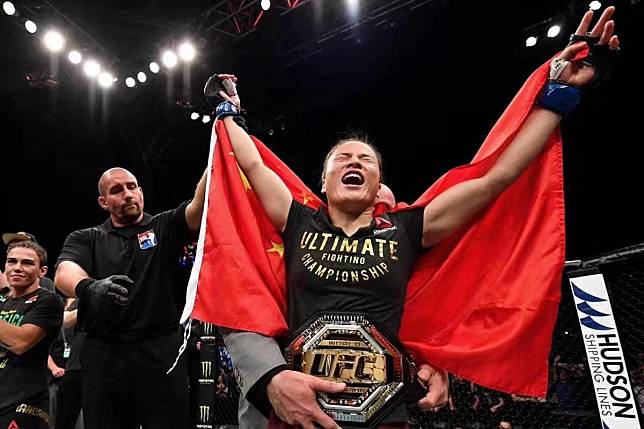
[285,313,426,428]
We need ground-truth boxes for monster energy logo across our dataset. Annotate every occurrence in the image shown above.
[199,405,210,423]
[202,322,214,336]
[201,361,212,378]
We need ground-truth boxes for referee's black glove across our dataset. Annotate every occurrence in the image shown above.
[75,275,132,306]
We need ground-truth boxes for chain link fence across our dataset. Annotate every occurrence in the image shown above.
[410,245,644,429]
[184,243,644,428]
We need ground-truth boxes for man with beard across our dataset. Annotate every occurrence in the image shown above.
[54,167,206,429]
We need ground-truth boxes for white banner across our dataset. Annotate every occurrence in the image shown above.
[569,273,641,428]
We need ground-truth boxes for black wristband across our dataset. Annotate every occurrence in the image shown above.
[247,364,288,417]
[74,278,95,299]
[406,376,430,404]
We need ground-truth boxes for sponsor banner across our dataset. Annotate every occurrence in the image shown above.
[201,322,215,336]
[197,404,212,429]
[201,361,213,378]
[569,273,641,429]
[199,361,215,384]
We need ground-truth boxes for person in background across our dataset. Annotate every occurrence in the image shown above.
[0,241,64,429]
[2,232,55,292]
[50,298,85,429]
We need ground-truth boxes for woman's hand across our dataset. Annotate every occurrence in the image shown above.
[553,6,620,87]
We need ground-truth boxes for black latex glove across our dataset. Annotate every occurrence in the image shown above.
[74,275,133,337]
[75,275,132,306]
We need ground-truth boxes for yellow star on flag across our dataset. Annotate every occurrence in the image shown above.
[237,165,251,191]
[267,241,284,258]
[300,192,312,206]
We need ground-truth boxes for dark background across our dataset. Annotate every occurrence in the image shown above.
[1,0,642,270]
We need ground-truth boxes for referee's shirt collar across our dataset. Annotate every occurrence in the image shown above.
[100,213,153,233]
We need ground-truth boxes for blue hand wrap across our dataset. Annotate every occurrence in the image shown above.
[536,81,581,117]
[215,101,240,119]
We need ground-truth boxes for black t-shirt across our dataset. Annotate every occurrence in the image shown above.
[283,201,425,335]
[65,332,85,371]
[49,329,65,368]
[57,202,192,340]
[0,287,64,413]
[60,301,84,371]
[49,318,76,371]
[282,201,425,424]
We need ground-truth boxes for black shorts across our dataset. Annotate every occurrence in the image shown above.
[0,392,49,429]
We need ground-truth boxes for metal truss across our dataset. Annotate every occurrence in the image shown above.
[194,0,307,40]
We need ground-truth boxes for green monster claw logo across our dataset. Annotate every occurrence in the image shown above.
[199,405,210,423]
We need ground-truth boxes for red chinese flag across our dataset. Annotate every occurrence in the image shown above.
[187,59,563,397]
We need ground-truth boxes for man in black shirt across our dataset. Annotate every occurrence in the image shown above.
[54,167,206,429]
[0,241,64,429]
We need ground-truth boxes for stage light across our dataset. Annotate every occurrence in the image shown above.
[68,50,82,64]
[162,50,178,68]
[202,114,211,124]
[261,0,271,11]
[547,25,561,38]
[83,60,101,77]
[137,71,147,83]
[346,0,359,18]
[97,72,114,88]
[125,77,136,87]
[191,112,200,120]
[43,30,65,52]
[149,62,160,73]
[525,36,538,47]
[25,20,37,34]
[178,42,196,62]
[589,1,602,10]
[3,2,15,16]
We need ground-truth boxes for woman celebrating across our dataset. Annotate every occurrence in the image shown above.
[198,7,619,429]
